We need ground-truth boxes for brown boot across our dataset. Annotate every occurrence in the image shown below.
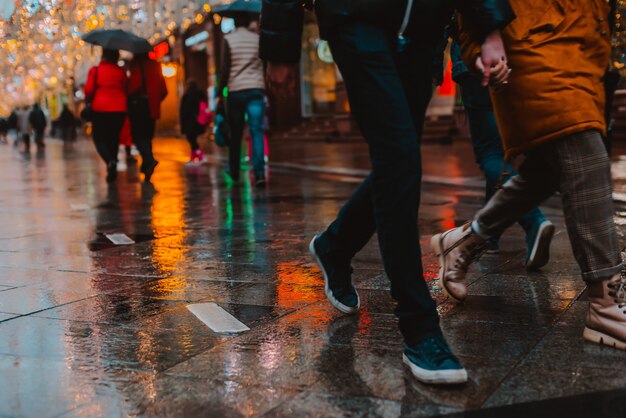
[583,273,626,350]
[431,222,486,302]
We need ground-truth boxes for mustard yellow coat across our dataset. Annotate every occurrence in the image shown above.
[459,0,612,161]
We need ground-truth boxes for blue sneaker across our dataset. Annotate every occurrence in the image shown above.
[309,234,360,314]
[525,219,555,270]
[403,335,468,385]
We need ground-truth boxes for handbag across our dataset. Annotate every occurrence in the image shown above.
[80,66,98,122]
[128,61,150,120]
[197,100,211,126]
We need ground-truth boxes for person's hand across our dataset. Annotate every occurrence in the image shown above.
[266,62,298,99]
[477,30,510,88]
[476,57,511,89]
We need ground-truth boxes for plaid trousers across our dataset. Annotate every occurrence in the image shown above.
[474,130,622,282]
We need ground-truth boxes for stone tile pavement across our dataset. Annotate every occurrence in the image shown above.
[0,136,625,417]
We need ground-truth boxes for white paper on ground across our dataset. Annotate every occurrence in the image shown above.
[187,302,250,333]
[71,204,91,211]
[105,233,135,245]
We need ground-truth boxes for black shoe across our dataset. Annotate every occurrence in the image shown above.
[403,335,468,385]
[142,160,158,183]
[106,162,117,183]
[254,174,266,187]
[309,234,359,314]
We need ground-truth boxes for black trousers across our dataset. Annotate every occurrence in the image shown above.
[129,112,157,168]
[320,22,440,344]
[34,129,45,146]
[22,133,30,150]
[186,133,200,151]
[92,112,126,165]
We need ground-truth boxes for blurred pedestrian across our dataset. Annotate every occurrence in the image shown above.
[179,80,207,163]
[434,0,626,351]
[262,0,514,385]
[0,118,8,144]
[449,41,554,267]
[28,103,47,150]
[7,109,17,134]
[57,104,78,143]
[84,48,128,183]
[16,106,31,152]
[219,12,267,187]
[128,53,168,182]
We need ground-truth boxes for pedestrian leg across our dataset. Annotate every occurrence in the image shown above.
[227,93,246,181]
[106,115,125,165]
[541,131,625,349]
[92,113,114,164]
[131,115,156,169]
[186,133,199,151]
[324,23,440,343]
[461,77,549,239]
[549,131,622,281]
[473,153,559,239]
[246,91,266,180]
[22,134,30,153]
[35,130,45,148]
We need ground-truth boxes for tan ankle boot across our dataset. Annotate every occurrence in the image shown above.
[583,273,626,350]
[431,223,486,302]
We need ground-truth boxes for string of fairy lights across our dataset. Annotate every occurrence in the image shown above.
[0,0,221,116]
[613,0,626,71]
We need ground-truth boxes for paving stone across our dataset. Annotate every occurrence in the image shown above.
[0,286,95,315]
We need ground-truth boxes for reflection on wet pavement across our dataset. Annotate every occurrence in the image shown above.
[1,138,626,417]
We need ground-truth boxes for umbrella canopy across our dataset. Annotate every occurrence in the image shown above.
[213,0,262,16]
[82,29,152,54]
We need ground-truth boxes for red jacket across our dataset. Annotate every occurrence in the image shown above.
[84,62,128,113]
[128,59,168,120]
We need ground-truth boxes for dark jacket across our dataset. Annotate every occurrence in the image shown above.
[260,0,515,62]
[58,107,77,128]
[7,111,17,130]
[129,58,168,120]
[28,107,47,132]
[179,89,205,136]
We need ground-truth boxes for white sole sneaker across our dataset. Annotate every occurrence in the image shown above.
[583,327,626,350]
[430,233,464,303]
[309,235,360,315]
[526,221,555,271]
[402,354,468,385]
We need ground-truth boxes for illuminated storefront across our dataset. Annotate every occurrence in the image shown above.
[300,20,337,117]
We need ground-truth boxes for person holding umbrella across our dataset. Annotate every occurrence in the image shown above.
[82,29,154,183]
[128,52,168,183]
[84,48,128,183]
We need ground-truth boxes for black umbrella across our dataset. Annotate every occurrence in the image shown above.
[82,29,153,54]
[213,0,262,16]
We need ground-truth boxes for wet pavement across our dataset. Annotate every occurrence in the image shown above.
[1,136,626,417]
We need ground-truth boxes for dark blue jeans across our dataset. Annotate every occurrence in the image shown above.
[458,75,546,233]
[319,22,441,344]
[227,89,266,179]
